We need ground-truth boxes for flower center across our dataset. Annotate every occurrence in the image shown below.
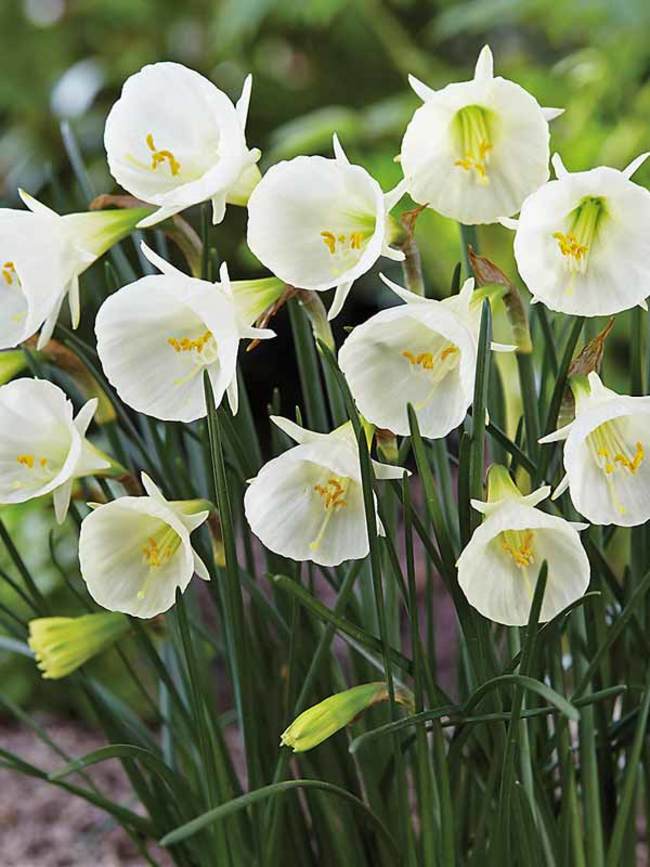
[402,342,460,409]
[588,420,644,479]
[167,330,218,387]
[146,133,181,176]
[139,524,182,598]
[453,105,493,185]
[2,261,18,285]
[499,529,535,568]
[311,475,350,552]
[320,231,365,255]
[553,196,606,276]
[167,331,214,354]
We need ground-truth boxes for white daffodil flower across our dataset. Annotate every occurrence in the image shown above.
[95,243,274,423]
[401,45,561,225]
[0,378,110,523]
[79,473,210,619]
[244,417,407,567]
[507,152,650,316]
[104,62,261,228]
[540,372,650,526]
[339,274,514,439]
[0,193,149,350]
[246,135,407,320]
[457,465,590,626]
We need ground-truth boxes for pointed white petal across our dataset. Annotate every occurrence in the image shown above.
[18,189,58,217]
[381,244,406,262]
[53,480,73,524]
[212,194,227,225]
[623,152,650,180]
[490,341,517,352]
[73,399,99,437]
[570,520,589,532]
[638,298,649,311]
[36,295,65,350]
[219,260,232,295]
[378,272,422,305]
[542,107,565,121]
[551,153,569,178]
[240,325,275,341]
[236,74,253,128]
[371,460,410,480]
[226,376,239,416]
[193,550,210,581]
[140,241,187,279]
[384,178,408,212]
[520,485,551,507]
[498,217,519,231]
[68,276,81,329]
[141,472,166,502]
[327,280,354,320]
[539,422,574,444]
[551,473,571,500]
[270,415,320,445]
[474,45,494,81]
[408,73,436,102]
[332,133,350,165]
[137,205,184,229]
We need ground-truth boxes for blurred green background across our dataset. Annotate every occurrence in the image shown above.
[1,0,649,707]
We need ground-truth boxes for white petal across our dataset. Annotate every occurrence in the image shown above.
[270,415,322,445]
[542,107,564,121]
[381,244,406,262]
[36,294,65,350]
[236,74,253,129]
[499,217,519,230]
[68,276,81,329]
[53,479,73,524]
[73,398,99,437]
[141,473,165,501]
[332,133,350,165]
[137,205,185,228]
[551,152,568,178]
[226,375,239,415]
[473,45,494,81]
[623,152,650,180]
[194,550,210,581]
[539,422,574,444]
[212,194,227,225]
[327,280,354,320]
[378,272,421,305]
[408,74,436,102]
[490,341,517,352]
[140,241,187,279]
[371,460,410,480]
[384,177,409,211]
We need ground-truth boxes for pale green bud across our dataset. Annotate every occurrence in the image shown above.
[28,613,130,680]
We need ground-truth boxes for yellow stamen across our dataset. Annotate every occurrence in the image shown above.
[313,478,348,510]
[453,105,493,184]
[146,133,181,176]
[500,529,535,568]
[553,196,605,278]
[2,261,16,285]
[17,454,35,469]
[320,230,367,256]
[168,331,213,353]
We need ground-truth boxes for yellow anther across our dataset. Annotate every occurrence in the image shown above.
[553,231,588,261]
[146,133,181,176]
[320,230,367,256]
[168,331,213,353]
[615,441,644,473]
[453,105,493,184]
[402,345,458,371]
[2,261,16,285]
[17,454,35,469]
[142,534,177,569]
[500,530,535,568]
[314,478,348,510]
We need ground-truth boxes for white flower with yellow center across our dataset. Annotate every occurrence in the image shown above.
[246,135,407,320]
[507,153,650,315]
[79,473,210,618]
[0,193,149,350]
[400,45,561,225]
[339,275,513,438]
[95,243,274,423]
[540,372,650,526]
[457,465,590,626]
[244,418,407,566]
[0,378,110,523]
[104,62,261,228]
